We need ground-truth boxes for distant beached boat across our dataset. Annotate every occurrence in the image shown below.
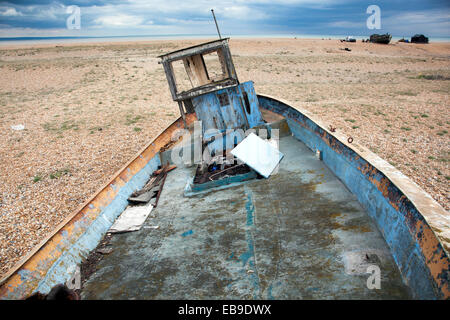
[370,33,392,44]
[345,36,356,42]
[340,36,356,43]
[411,34,429,44]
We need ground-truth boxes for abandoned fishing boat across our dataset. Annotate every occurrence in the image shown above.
[0,38,448,300]
[370,33,392,44]
[411,34,429,44]
[345,36,356,43]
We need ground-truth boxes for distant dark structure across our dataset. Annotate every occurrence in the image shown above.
[340,36,356,43]
[370,33,392,44]
[411,34,429,44]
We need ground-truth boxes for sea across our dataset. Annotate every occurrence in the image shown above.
[0,34,449,46]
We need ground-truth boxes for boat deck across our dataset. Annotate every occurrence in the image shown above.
[81,135,411,299]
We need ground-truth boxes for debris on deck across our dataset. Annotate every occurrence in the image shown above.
[193,154,252,184]
[153,168,168,208]
[128,164,175,204]
[109,202,154,233]
[231,132,284,178]
[96,247,113,255]
[154,164,177,175]
[110,164,174,233]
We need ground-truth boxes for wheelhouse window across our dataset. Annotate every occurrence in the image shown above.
[170,48,229,93]
[159,38,239,101]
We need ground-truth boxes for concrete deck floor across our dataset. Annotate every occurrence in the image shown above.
[81,135,412,299]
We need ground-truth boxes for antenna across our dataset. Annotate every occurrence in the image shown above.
[211,9,222,39]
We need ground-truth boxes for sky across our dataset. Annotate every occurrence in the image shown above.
[0,0,449,38]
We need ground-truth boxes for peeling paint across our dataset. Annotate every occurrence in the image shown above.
[258,94,449,299]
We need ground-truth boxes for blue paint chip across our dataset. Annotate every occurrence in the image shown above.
[267,284,275,300]
[181,230,194,237]
[239,249,253,267]
[245,190,255,226]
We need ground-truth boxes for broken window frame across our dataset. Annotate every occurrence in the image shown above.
[159,38,239,101]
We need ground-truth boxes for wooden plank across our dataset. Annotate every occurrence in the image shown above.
[128,188,158,204]
[109,203,154,233]
[190,54,210,86]
[182,58,197,87]
[217,48,229,77]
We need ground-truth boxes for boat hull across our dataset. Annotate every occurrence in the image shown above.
[0,96,448,300]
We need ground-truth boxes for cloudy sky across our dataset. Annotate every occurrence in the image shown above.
[0,0,449,38]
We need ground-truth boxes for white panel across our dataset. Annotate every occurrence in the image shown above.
[109,203,153,233]
[231,132,284,178]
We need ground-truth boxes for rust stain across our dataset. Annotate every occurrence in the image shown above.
[331,222,371,233]
[414,220,450,299]
[329,212,342,218]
